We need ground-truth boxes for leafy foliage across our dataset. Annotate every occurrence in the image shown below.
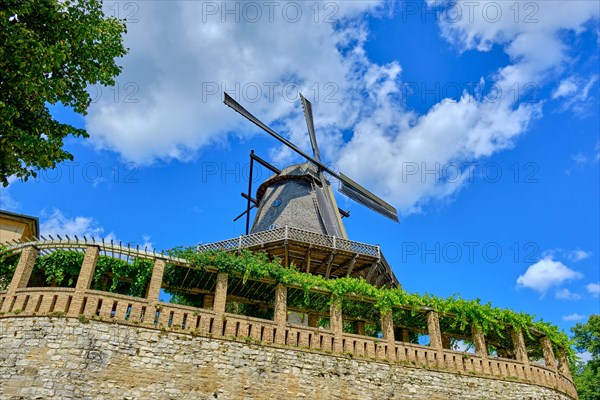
[0,0,127,185]
[570,315,600,400]
[0,246,19,289]
[92,256,153,297]
[166,247,574,361]
[33,250,84,287]
[1,245,574,362]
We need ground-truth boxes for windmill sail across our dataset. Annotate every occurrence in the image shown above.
[224,92,399,225]
[300,94,321,162]
[338,172,399,222]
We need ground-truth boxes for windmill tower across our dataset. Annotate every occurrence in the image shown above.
[224,93,399,239]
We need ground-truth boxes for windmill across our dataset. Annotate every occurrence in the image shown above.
[224,92,399,240]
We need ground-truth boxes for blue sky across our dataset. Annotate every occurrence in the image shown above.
[2,1,599,336]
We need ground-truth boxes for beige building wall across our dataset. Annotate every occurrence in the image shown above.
[0,211,39,244]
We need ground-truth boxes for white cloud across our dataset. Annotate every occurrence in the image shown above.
[0,177,20,211]
[552,75,599,114]
[141,234,154,251]
[563,313,587,321]
[577,351,593,363]
[517,257,583,294]
[552,78,579,99]
[565,249,592,262]
[586,283,600,297]
[84,1,599,214]
[555,288,582,301]
[40,209,116,240]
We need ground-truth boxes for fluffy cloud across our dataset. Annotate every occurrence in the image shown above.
[516,257,583,294]
[0,177,20,211]
[85,1,599,214]
[565,249,592,262]
[563,313,587,321]
[552,75,599,114]
[586,283,600,297]
[40,209,116,240]
[555,288,582,301]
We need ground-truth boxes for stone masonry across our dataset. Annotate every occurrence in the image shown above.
[0,317,573,400]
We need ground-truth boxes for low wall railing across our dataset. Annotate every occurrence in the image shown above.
[0,240,578,399]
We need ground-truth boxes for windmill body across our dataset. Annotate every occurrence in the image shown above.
[251,162,348,238]
[223,92,400,288]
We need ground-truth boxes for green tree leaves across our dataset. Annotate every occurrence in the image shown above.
[0,0,127,185]
[570,315,600,400]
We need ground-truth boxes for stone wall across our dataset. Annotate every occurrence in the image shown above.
[0,317,573,400]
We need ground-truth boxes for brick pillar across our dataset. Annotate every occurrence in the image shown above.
[330,297,343,353]
[540,336,557,370]
[557,349,571,378]
[511,329,529,364]
[147,258,165,302]
[381,311,395,342]
[472,325,490,374]
[203,294,214,310]
[308,313,320,328]
[4,246,39,295]
[1,246,38,313]
[212,273,228,335]
[67,246,98,317]
[381,310,396,361]
[355,320,366,335]
[472,325,488,357]
[274,284,287,344]
[427,311,443,349]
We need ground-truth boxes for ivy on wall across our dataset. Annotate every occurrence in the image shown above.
[0,245,573,360]
[165,246,574,360]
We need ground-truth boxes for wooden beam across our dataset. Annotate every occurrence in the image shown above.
[304,246,312,273]
[324,251,336,279]
[345,254,359,277]
[365,262,379,283]
[329,253,358,277]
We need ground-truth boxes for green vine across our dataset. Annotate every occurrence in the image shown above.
[92,256,153,297]
[165,247,574,361]
[0,245,574,361]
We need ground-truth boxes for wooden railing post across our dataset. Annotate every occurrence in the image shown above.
[1,246,39,312]
[355,320,366,336]
[274,283,287,344]
[308,313,320,327]
[203,294,214,310]
[402,328,410,343]
[68,245,99,316]
[330,297,343,352]
[511,329,530,365]
[442,335,451,349]
[541,336,557,370]
[427,311,443,349]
